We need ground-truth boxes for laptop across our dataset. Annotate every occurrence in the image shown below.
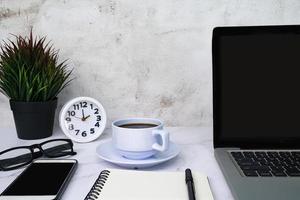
[213,25,300,200]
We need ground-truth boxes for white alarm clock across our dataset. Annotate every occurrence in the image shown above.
[59,97,107,143]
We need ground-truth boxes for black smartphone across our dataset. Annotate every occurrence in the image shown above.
[0,159,77,200]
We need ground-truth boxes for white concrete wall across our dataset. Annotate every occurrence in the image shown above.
[0,0,299,128]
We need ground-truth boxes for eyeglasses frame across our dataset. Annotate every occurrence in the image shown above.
[0,139,76,171]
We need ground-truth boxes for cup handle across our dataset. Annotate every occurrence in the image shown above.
[152,129,169,152]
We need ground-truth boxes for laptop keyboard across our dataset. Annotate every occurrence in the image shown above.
[230,151,300,177]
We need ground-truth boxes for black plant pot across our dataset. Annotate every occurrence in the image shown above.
[10,98,58,140]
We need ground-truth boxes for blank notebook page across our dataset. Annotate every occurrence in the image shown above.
[98,169,214,200]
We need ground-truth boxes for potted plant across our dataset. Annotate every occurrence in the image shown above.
[0,31,72,139]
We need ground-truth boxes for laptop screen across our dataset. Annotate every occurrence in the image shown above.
[213,26,300,148]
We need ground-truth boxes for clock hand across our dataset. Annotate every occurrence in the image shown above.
[74,116,82,120]
[81,109,85,120]
[83,115,91,121]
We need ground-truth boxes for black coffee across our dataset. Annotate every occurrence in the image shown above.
[119,123,158,129]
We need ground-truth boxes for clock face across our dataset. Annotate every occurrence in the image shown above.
[59,97,107,143]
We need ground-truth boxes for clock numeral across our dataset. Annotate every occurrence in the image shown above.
[75,129,80,135]
[66,117,71,122]
[80,102,87,108]
[95,122,100,127]
[82,131,87,137]
[90,128,95,134]
[97,115,101,121]
[68,124,74,130]
[74,102,88,110]
[94,108,99,114]
[90,104,93,109]
[73,104,80,110]
[67,111,75,116]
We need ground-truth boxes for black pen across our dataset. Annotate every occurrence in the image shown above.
[185,168,196,200]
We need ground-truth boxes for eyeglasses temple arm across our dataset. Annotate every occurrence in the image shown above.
[0,153,33,169]
[43,144,76,155]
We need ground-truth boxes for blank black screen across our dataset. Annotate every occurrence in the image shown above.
[2,162,74,195]
[217,32,300,140]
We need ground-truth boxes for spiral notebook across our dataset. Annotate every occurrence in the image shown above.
[84,169,214,200]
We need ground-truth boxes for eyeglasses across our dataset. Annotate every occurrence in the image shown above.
[0,139,76,171]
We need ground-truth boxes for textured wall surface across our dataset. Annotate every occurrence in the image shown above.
[0,0,299,128]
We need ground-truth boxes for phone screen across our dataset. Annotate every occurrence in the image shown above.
[2,162,76,195]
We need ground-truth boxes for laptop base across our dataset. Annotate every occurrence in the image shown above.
[215,148,300,200]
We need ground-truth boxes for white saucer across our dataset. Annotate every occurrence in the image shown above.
[96,140,180,169]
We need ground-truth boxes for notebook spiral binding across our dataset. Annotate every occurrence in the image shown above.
[84,170,111,200]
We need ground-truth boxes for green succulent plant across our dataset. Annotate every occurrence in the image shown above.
[0,31,72,102]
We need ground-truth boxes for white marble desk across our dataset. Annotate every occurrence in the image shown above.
[0,127,233,200]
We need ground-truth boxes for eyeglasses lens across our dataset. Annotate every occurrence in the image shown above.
[41,140,72,157]
[0,148,32,170]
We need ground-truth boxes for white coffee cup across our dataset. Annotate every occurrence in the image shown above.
[112,118,169,160]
